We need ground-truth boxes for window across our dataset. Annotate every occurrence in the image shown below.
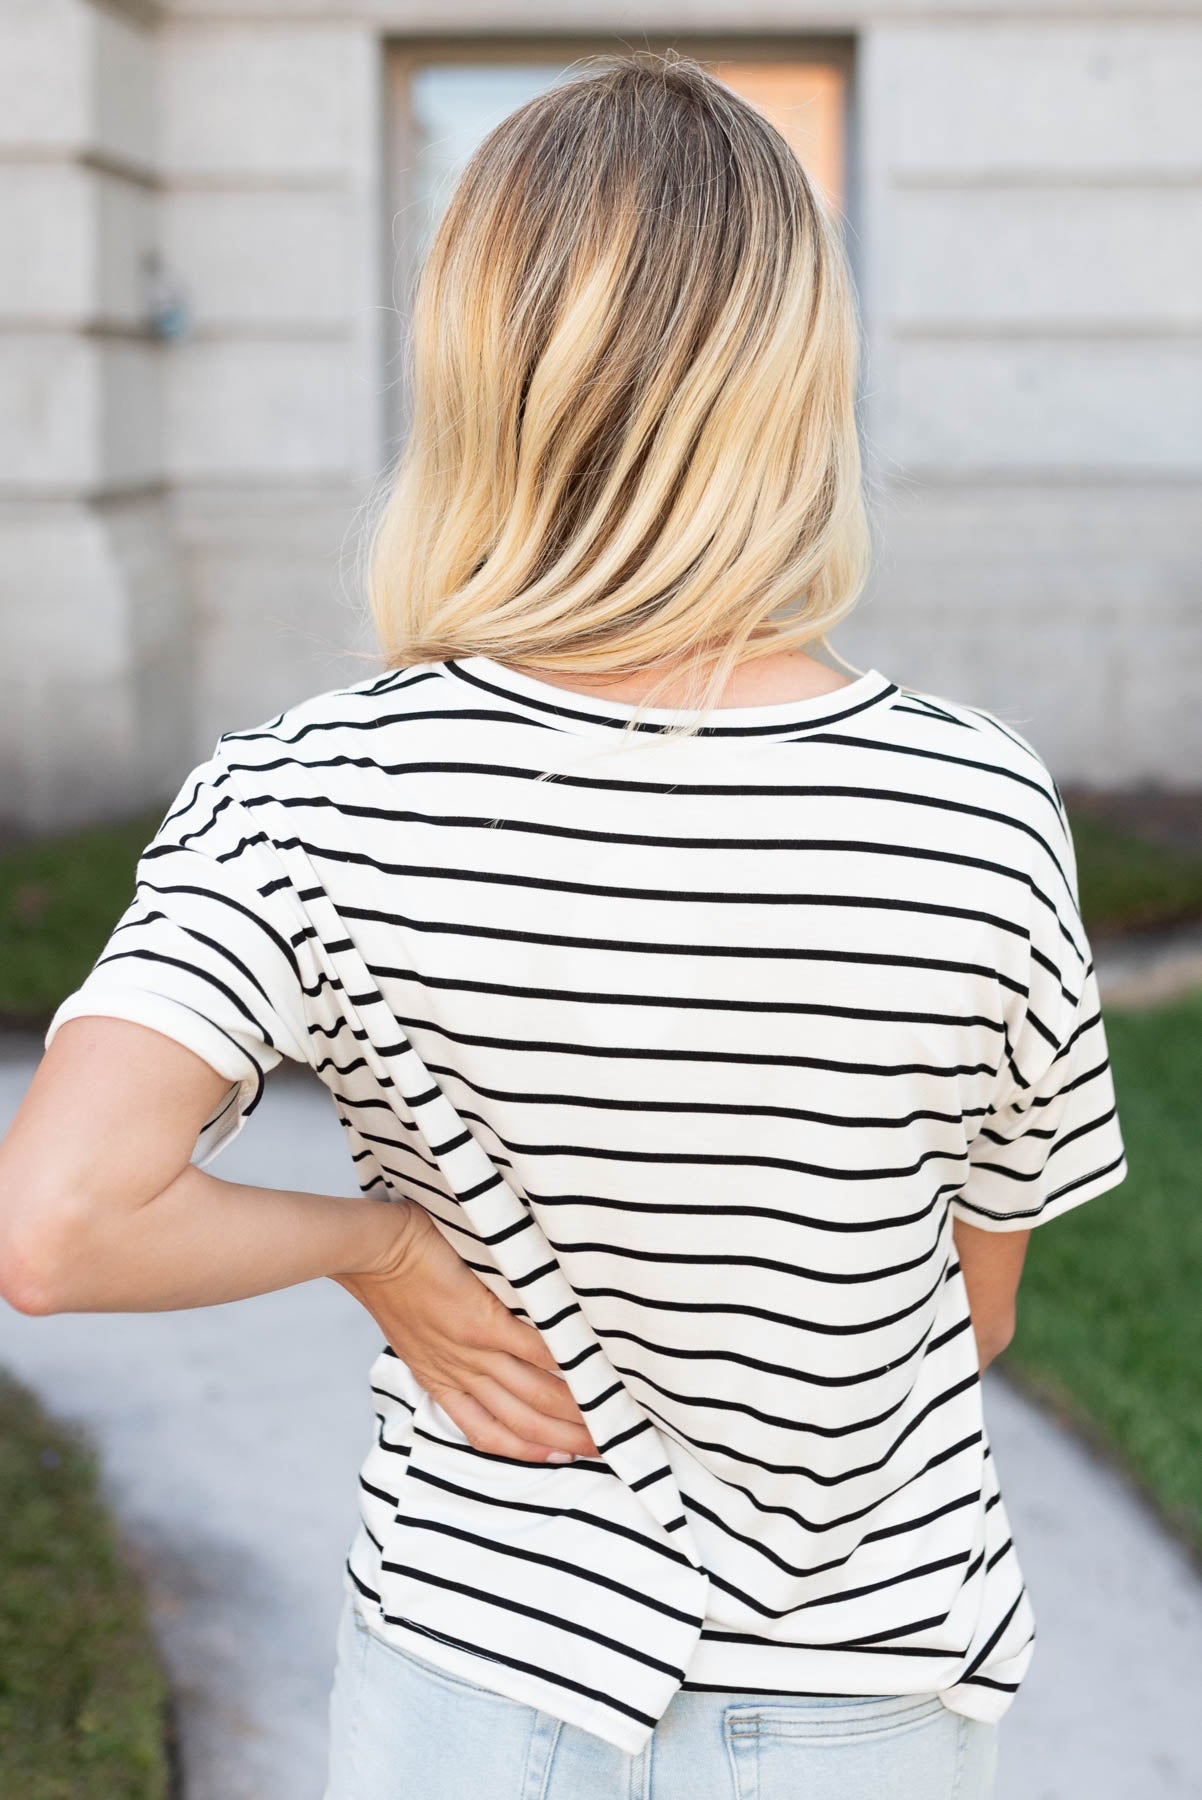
[383,40,852,449]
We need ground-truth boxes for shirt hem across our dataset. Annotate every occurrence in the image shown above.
[344,1577,652,1754]
[341,1556,1027,1748]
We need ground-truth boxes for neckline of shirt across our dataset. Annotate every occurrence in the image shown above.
[444,654,900,739]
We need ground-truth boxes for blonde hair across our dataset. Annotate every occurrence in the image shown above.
[366,49,870,734]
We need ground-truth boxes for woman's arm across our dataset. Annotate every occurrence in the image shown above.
[0,1016,598,1462]
[0,1016,406,1312]
[952,1211,1029,1373]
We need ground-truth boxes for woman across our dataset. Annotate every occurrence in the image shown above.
[0,52,1126,1800]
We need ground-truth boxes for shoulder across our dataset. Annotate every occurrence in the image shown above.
[213,661,452,765]
[885,679,1080,906]
[888,681,1066,812]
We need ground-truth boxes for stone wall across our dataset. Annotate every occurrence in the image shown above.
[851,16,1202,785]
[1,0,190,830]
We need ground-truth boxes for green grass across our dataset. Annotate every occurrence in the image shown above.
[0,808,164,1025]
[1000,988,1202,1559]
[1071,810,1202,936]
[0,1370,172,1799]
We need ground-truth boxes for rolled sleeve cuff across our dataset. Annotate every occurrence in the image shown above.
[949,1150,1129,1233]
[44,987,278,1168]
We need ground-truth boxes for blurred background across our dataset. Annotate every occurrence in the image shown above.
[1,6,1200,1800]
[1,6,1200,835]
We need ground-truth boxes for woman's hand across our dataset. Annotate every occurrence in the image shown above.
[336,1200,601,1465]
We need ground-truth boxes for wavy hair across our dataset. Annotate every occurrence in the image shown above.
[366,49,871,732]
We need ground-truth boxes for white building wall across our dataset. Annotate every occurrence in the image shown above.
[2,0,1199,830]
[851,18,1202,785]
[158,10,383,756]
[0,0,190,832]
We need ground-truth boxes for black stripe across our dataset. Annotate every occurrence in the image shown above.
[445,657,900,737]
[359,960,1012,1034]
[261,824,1086,961]
[678,1488,982,1585]
[425,1061,989,1131]
[380,1005,1003,1080]
[342,903,1032,994]
[223,743,1051,816]
[665,1432,984,1540]
[402,1465,697,1569]
[378,1561,693,1679]
[375,1614,661,1728]
[389,1514,701,1625]
[607,1367,978,1474]
[706,1549,972,1621]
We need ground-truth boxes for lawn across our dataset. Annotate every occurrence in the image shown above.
[1069,806,1202,936]
[1000,987,1202,1560]
[0,807,163,1026]
[0,1370,172,1799]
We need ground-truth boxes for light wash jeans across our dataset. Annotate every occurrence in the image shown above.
[322,1592,1001,1800]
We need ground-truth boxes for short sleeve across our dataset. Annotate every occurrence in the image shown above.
[43,743,316,1169]
[951,789,1128,1233]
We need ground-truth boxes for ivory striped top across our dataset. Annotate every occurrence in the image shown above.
[46,653,1128,1754]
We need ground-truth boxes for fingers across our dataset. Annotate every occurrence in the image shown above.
[493,1312,569,1377]
[437,1388,588,1465]
[487,1352,600,1444]
[470,1373,598,1458]
[466,1305,601,1455]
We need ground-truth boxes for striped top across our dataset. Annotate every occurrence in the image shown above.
[45,653,1128,1755]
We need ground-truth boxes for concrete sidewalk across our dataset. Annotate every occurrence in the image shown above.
[2,1044,1200,1800]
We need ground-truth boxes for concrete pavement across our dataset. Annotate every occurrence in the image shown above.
[1,1039,1200,1799]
